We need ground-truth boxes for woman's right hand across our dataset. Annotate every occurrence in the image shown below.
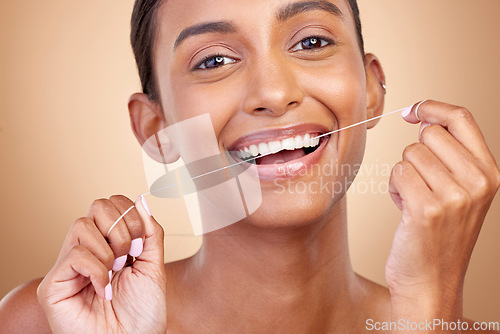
[36,195,167,334]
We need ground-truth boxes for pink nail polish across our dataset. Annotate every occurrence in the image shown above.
[129,238,143,257]
[113,255,127,271]
[141,195,152,216]
[401,106,413,118]
[105,283,112,301]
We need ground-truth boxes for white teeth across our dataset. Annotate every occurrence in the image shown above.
[234,133,322,159]
[249,145,259,156]
[294,135,303,149]
[303,134,311,147]
[258,142,270,155]
[282,138,295,150]
[268,141,282,154]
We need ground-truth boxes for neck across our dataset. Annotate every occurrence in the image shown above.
[177,196,364,332]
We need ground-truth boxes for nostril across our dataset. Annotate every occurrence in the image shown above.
[254,107,266,112]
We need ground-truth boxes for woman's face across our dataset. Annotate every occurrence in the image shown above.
[151,0,379,228]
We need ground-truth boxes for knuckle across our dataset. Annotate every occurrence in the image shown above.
[91,198,112,212]
[402,143,423,161]
[72,217,93,233]
[393,161,411,175]
[422,203,443,222]
[445,188,470,210]
[453,106,473,122]
[472,173,493,200]
[109,194,131,204]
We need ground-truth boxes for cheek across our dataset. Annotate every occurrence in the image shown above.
[297,54,367,125]
[296,55,368,181]
[165,78,240,142]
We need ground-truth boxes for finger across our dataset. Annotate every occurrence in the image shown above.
[402,142,458,195]
[402,100,493,162]
[400,100,426,124]
[420,124,492,191]
[39,245,112,302]
[109,195,145,258]
[389,161,433,217]
[133,195,164,267]
[58,217,115,271]
[88,198,133,263]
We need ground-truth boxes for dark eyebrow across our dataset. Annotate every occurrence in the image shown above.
[277,0,344,21]
[174,21,237,49]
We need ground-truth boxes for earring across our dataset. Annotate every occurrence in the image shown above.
[381,82,387,94]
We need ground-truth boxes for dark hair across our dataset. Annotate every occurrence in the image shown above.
[131,0,364,101]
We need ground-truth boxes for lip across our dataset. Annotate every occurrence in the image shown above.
[227,123,330,151]
[225,123,333,181]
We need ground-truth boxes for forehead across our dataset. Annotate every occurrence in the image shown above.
[155,0,354,51]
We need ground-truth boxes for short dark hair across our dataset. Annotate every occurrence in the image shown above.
[131,0,364,101]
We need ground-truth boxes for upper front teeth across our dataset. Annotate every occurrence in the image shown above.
[235,133,321,159]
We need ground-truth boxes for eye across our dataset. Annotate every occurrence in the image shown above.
[196,55,237,70]
[291,36,333,51]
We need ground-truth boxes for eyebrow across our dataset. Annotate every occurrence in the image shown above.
[277,1,344,22]
[174,21,236,49]
[173,1,343,50]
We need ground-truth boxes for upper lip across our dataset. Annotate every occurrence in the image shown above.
[226,123,330,151]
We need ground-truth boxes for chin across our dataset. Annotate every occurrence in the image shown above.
[240,176,346,230]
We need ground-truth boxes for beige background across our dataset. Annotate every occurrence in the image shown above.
[0,0,499,319]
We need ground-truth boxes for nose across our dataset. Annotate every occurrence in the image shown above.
[242,53,304,117]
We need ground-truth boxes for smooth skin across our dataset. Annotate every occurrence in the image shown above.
[1,0,499,333]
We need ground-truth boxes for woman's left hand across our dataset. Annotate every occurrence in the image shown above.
[386,100,500,325]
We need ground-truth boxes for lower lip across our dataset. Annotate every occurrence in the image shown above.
[236,135,331,181]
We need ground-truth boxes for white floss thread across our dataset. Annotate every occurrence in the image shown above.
[414,100,427,122]
[141,107,407,197]
[107,205,135,238]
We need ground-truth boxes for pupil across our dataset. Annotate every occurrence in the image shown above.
[215,56,224,63]
[303,38,320,49]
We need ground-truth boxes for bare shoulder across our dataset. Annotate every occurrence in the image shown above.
[0,278,51,334]
[463,318,500,334]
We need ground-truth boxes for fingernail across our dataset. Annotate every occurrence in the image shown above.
[105,270,113,300]
[113,255,127,271]
[129,238,143,257]
[105,283,112,300]
[141,195,151,216]
[401,105,413,118]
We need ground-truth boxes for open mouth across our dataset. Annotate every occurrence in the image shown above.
[230,132,329,165]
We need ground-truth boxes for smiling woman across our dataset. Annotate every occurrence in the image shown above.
[0,0,499,333]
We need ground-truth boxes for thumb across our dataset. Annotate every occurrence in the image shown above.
[400,100,427,124]
[134,195,165,267]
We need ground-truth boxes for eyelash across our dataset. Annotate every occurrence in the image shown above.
[194,53,237,70]
[290,35,335,51]
[193,36,335,71]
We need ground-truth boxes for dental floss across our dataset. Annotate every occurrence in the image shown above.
[107,205,135,237]
[414,100,427,122]
[139,107,407,198]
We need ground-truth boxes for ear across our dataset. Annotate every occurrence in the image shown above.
[364,53,386,129]
[128,93,180,163]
